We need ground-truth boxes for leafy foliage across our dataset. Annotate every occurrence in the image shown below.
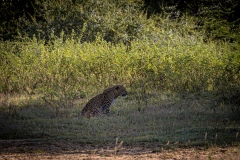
[1,30,239,113]
[143,0,240,42]
[1,0,239,43]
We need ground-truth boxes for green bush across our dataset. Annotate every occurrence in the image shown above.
[1,28,239,98]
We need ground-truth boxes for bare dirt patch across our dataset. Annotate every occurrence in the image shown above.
[0,140,239,160]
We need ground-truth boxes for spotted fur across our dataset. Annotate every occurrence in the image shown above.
[81,84,127,118]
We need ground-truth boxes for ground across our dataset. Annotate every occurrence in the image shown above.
[0,140,239,160]
[1,93,240,159]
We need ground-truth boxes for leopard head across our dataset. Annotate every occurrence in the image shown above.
[103,84,127,98]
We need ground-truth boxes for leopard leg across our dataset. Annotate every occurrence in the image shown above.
[102,106,110,115]
[102,102,111,116]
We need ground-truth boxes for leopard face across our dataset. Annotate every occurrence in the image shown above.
[81,84,127,118]
[103,84,128,98]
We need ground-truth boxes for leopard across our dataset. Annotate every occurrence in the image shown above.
[81,84,127,118]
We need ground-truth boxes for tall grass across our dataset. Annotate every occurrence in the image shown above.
[1,0,239,99]
[1,28,239,93]
[1,36,239,117]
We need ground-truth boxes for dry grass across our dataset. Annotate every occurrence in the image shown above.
[0,140,239,159]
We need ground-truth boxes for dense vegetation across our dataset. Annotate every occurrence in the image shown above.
[0,0,239,146]
[1,0,240,42]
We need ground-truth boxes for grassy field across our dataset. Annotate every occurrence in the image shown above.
[0,91,239,145]
[0,92,240,159]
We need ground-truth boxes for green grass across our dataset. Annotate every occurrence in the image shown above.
[0,92,239,147]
